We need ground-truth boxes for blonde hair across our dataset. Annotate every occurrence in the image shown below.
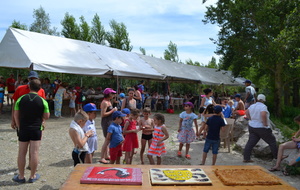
[74,109,88,122]
[228,100,234,105]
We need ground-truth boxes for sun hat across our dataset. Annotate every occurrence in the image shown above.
[235,94,241,98]
[184,102,194,108]
[119,93,125,98]
[83,103,100,112]
[28,71,39,79]
[112,111,126,119]
[121,108,131,115]
[103,88,116,95]
[257,94,266,102]
[214,105,222,113]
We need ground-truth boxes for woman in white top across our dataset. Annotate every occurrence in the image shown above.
[200,88,217,108]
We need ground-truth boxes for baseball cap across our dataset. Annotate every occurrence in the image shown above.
[184,102,194,108]
[83,103,100,112]
[257,94,266,102]
[214,105,222,113]
[235,94,241,98]
[112,111,126,119]
[119,93,125,98]
[244,79,252,84]
[28,71,39,79]
[122,108,131,115]
[103,88,116,95]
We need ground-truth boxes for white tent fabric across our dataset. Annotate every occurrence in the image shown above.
[0,28,245,85]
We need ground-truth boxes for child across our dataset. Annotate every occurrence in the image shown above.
[200,106,225,165]
[121,108,131,131]
[147,113,169,165]
[139,107,154,164]
[83,103,100,163]
[177,102,198,159]
[123,109,141,164]
[104,111,126,164]
[69,110,94,166]
[198,104,215,140]
[69,90,77,117]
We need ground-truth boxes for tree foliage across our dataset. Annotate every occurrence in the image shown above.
[91,14,106,45]
[139,47,146,55]
[11,20,28,30]
[61,12,80,39]
[203,0,300,116]
[106,19,133,51]
[30,6,59,35]
[164,41,179,62]
[79,16,92,41]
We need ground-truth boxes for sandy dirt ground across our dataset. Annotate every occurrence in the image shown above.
[0,104,299,190]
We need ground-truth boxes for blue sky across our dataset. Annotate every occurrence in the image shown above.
[0,0,219,64]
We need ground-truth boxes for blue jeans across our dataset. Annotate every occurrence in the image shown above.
[203,138,220,154]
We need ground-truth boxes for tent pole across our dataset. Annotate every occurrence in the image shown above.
[117,76,119,93]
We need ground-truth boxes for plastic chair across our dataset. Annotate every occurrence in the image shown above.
[144,98,151,108]
[225,118,235,144]
[173,99,180,110]
[220,120,233,153]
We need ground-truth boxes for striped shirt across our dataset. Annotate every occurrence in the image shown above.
[148,125,166,157]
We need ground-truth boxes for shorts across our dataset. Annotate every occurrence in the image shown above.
[0,92,4,103]
[203,138,220,154]
[72,149,87,166]
[110,144,122,161]
[142,134,153,140]
[18,127,42,142]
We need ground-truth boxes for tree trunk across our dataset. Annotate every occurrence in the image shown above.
[274,63,283,117]
[292,80,300,107]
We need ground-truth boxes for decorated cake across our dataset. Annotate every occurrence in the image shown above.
[80,167,142,185]
[149,168,212,185]
[215,169,281,186]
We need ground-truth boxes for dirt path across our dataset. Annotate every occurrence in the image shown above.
[0,105,299,189]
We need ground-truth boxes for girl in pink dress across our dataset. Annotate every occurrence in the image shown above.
[122,109,141,164]
[147,113,169,165]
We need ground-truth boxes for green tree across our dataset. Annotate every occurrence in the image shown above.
[106,19,133,51]
[186,59,202,66]
[203,0,300,116]
[29,6,59,35]
[206,56,218,69]
[164,41,179,62]
[61,12,81,39]
[139,47,146,55]
[11,20,28,30]
[91,14,106,45]
[79,16,92,41]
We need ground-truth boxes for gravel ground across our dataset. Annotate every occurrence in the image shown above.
[0,104,299,190]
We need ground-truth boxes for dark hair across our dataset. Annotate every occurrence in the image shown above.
[205,104,214,114]
[143,107,151,113]
[130,108,140,116]
[29,79,41,92]
[153,113,165,124]
[199,106,205,114]
[134,85,139,90]
[128,88,135,92]
[203,88,212,95]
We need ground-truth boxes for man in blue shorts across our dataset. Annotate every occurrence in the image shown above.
[200,106,225,165]
[12,79,50,183]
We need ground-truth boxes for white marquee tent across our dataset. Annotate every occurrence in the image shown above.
[0,28,245,85]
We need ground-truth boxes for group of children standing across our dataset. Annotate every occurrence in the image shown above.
[69,105,169,166]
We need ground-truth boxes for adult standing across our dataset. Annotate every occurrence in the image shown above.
[138,80,145,105]
[99,88,118,164]
[134,85,142,109]
[244,79,256,109]
[54,82,69,118]
[121,88,136,110]
[12,79,50,183]
[200,88,217,108]
[243,94,278,162]
[15,74,23,89]
[42,78,52,97]
[6,73,15,106]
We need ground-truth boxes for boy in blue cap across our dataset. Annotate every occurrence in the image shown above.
[82,103,100,163]
[200,105,225,165]
[104,111,126,164]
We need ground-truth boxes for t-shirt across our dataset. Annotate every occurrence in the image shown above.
[6,78,15,92]
[222,104,232,118]
[12,85,46,101]
[14,92,49,129]
[245,86,256,103]
[206,115,225,140]
[248,102,270,128]
[179,111,198,130]
[107,122,123,148]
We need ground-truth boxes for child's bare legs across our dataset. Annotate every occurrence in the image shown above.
[178,143,184,155]
[129,149,135,164]
[147,154,155,165]
[125,151,131,164]
[198,122,207,139]
[185,143,190,156]
[140,139,147,164]
[157,156,162,165]
[212,154,217,165]
[84,152,94,163]
[201,152,207,165]
[100,142,109,164]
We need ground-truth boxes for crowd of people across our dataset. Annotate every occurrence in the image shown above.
[5,70,300,183]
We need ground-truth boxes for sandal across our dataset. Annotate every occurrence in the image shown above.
[269,167,280,172]
[185,154,191,159]
[282,168,290,176]
[177,151,182,157]
[12,175,25,183]
[99,159,109,164]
